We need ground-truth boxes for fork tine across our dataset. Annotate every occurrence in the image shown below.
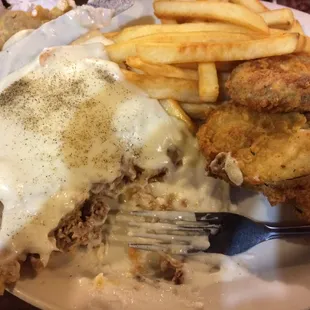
[128,221,217,233]
[120,211,227,255]
[130,211,197,222]
[128,231,210,247]
[128,243,206,255]
[130,210,223,223]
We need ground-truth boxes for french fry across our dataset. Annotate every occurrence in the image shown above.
[289,20,305,35]
[106,42,136,63]
[104,31,120,39]
[176,63,198,70]
[153,0,182,23]
[126,56,198,80]
[180,103,217,119]
[197,0,229,2]
[176,62,240,72]
[300,36,310,54]
[188,19,206,23]
[71,30,103,45]
[268,28,309,53]
[270,25,305,36]
[136,31,257,42]
[122,70,201,103]
[268,28,285,35]
[136,33,300,64]
[107,31,261,63]
[161,19,178,24]
[198,63,219,102]
[294,34,306,53]
[230,0,268,13]
[113,23,259,43]
[159,99,196,133]
[155,0,197,2]
[260,9,294,29]
[153,2,269,33]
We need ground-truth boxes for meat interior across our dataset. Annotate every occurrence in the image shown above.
[0,148,190,288]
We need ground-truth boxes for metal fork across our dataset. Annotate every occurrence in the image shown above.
[126,211,310,256]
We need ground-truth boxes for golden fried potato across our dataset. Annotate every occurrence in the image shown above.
[113,23,261,43]
[230,0,268,13]
[153,1,269,33]
[136,34,300,64]
[107,31,262,63]
[198,63,219,102]
[126,56,198,80]
[180,103,218,119]
[260,9,294,29]
[159,99,196,133]
[122,70,201,102]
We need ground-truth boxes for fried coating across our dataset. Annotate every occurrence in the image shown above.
[0,5,72,50]
[226,54,310,113]
[0,11,43,50]
[197,104,310,219]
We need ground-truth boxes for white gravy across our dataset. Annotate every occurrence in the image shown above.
[0,38,237,309]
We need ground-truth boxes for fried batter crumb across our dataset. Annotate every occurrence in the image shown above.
[227,54,310,113]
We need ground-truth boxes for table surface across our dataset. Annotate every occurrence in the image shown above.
[0,292,38,309]
[0,0,309,309]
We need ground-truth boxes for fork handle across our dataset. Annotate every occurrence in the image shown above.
[265,224,310,240]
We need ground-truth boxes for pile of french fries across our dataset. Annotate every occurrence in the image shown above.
[104,0,309,132]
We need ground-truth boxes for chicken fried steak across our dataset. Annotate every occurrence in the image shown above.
[226,54,310,113]
[197,104,310,220]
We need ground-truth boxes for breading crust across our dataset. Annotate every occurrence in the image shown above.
[197,104,310,220]
[226,54,310,113]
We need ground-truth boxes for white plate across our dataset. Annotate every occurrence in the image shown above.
[11,2,310,310]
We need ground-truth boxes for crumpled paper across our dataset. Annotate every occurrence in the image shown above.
[6,0,76,11]
[5,0,134,16]
[0,4,114,79]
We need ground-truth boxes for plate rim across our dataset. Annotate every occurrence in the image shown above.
[9,1,310,309]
